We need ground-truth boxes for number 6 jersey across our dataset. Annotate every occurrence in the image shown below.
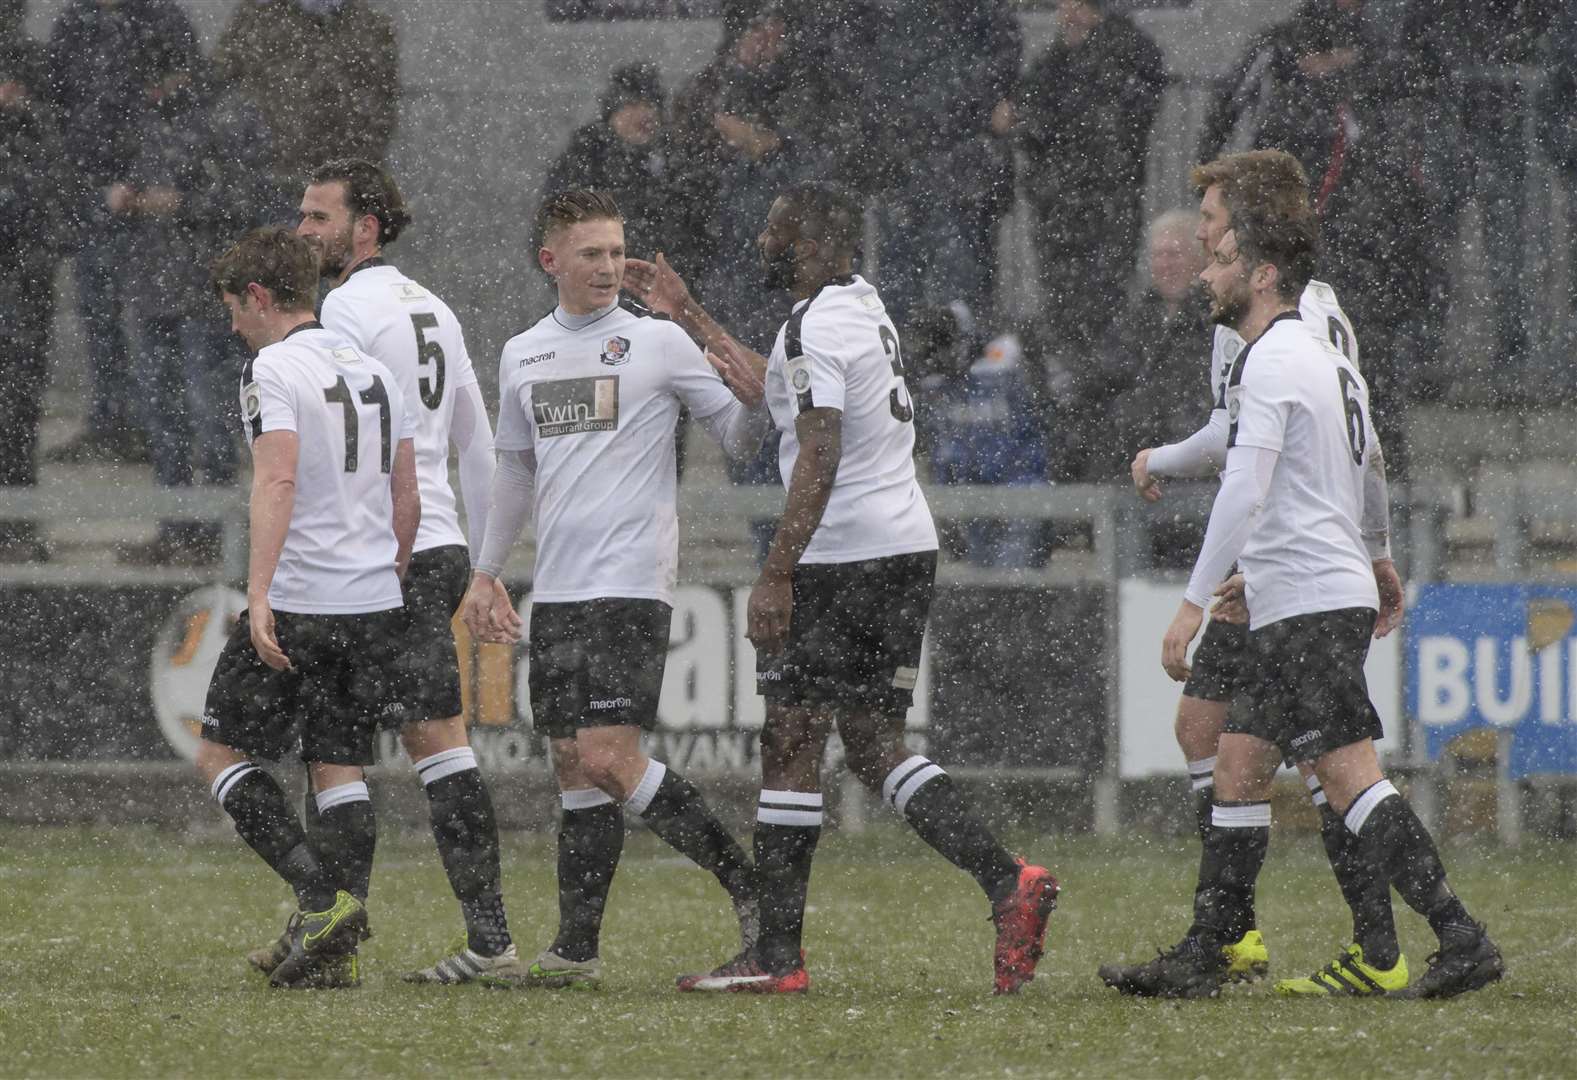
[240,322,415,614]
[765,274,938,565]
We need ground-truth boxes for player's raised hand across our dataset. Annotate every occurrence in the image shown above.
[248,598,291,671]
[624,252,692,319]
[746,570,793,656]
[1372,558,1404,638]
[1161,600,1204,682]
[707,341,766,408]
[1211,573,1248,624]
[1132,447,1162,502]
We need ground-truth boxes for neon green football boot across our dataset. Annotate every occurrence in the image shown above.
[1275,943,1408,996]
[1222,929,1270,983]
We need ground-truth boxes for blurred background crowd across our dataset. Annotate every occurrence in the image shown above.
[3,0,1575,569]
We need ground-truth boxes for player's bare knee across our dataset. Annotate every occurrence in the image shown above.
[194,740,245,784]
[399,714,467,761]
[1174,695,1226,760]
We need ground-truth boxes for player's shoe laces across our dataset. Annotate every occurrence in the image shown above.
[268,890,368,988]
[510,948,603,990]
[991,858,1059,995]
[401,942,531,986]
[1395,924,1503,1000]
[1222,929,1270,983]
[1275,943,1408,996]
[250,910,371,976]
[675,949,809,994]
[1097,935,1227,998]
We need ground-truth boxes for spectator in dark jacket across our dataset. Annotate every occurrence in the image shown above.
[1398,0,1559,391]
[1537,1,1577,395]
[116,55,274,565]
[1004,0,1165,360]
[1093,210,1210,484]
[45,0,199,464]
[856,0,1020,330]
[214,0,399,222]
[542,63,680,262]
[672,5,803,355]
[0,0,68,561]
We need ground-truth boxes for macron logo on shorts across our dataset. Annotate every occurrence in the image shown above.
[589,697,634,711]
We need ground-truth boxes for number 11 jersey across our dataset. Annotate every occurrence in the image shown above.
[765,275,938,565]
[240,323,414,614]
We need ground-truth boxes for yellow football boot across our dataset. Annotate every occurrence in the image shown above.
[1275,943,1408,996]
[1222,929,1270,983]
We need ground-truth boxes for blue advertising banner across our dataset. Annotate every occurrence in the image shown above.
[1407,584,1577,779]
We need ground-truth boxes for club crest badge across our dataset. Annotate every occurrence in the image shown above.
[600,335,632,366]
[242,382,261,421]
[792,368,811,391]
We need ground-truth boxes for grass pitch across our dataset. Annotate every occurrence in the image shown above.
[1,823,1572,1079]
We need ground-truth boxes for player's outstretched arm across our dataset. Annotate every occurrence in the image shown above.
[749,408,841,655]
[391,437,420,579]
[626,253,768,387]
[247,430,298,670]
[1142,409,1230,488]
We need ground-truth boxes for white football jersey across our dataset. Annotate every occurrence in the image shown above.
[766,275,938,564]
[1224,312,1380,629]
[494,300,743,605]
[1210,279,1357,412]
[241,323,415,615]
[320,261,480,554]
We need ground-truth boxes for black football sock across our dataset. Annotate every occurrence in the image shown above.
[1346,780,1477,943]
[417,748,512,957]
[754,789,823,973]
[212,762,334,910]
[627,760,755,902]
[881,756,1021,904]
[1188,800,1270,949]
[1312,775,1398,968]
[551,788,624,964]
[314,780,376,902]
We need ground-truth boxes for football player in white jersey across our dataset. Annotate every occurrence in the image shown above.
[1113,150,1397,993]
[292,159,522,986]
[196,228,420,988]
[625,182,1058,996]
[458,190,771,988]
[1106,210,1502,1001]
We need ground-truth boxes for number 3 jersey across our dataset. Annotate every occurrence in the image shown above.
[1224,312,1380,628]
[240,323,415,614]
[494,299,748,605]
[765,275,937,564]
[321,262,479,554]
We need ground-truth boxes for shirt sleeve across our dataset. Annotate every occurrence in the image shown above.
[492,350,536,453]
[246,357,297,437]
[665,323,737,420]
[784,305,847,416]
[1226,348,1290,453]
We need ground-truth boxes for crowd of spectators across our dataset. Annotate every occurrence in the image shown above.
[0,0,398,564]
[3,0,1572,568]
